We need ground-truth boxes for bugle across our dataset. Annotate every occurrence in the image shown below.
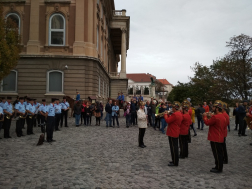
[155,110,172,117]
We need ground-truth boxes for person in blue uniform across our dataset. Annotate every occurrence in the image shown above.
[0,105,3,139]
[54,99,62,131]
[0,97,6,109]
[39,99,47,133]
[46,98,56,142]
[3,97,13,138]
[15,97,26,137]
[33,99,41,127]
[26,98,36,135]
[61,96,69,127]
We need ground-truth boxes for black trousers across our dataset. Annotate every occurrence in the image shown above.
[0,121,2,135]
[155,117,160,128]
[81,112,86,125]
[131,111,136,125]
[113,115,119,126]
[147,115,152,125]
[238,118,247,135]
[61,110,68,127]
[168,136,179,166]
[33,115,37,127]
[138,128,146,146]
[40,115,46,133]
[235,115,239,129]
[37,114,41,126]
[27,117,34,134]
[210,141,223,171]
[3,116,12,137]
[16,119,24,136]
[47,116,55,141]
[96,117,101,125]
[222,138,228,163]
[55,114,61,130]
[179,135,188,158]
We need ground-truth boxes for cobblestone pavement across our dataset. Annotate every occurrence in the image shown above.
[0,115,252,189]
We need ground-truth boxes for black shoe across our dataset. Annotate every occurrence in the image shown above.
[7,136,12,138]
[55,129,61,131]
[223,161,228,164]
[51,140,56,142]
[76,125,79,127]
[179,156,185,159]
[0,137,2,139]
[201,129,203,130]
[38,125,41,127]
[242,134,247,136]
[65,126,68,127]
[194,134,197,137]
[210,169,222,173]
[31,133,35,135]
[143,145,147,147]
[238,134,241,137]
[17,135,21,137]
[138,145,145,148]
[126,126,129,128]
[168,162,178,166]
[154,127,156,130]
[234,128,237,130]
[250,143,252,146]
[21,134,25,136]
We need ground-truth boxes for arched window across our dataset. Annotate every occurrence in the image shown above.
[1,70,17,92]
[47,70,64,93]
[6,13,20,34]
[49,14,65,46]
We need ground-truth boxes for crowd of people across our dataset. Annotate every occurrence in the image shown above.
[0,93,251,174]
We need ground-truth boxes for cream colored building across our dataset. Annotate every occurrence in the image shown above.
[0,0,130,102]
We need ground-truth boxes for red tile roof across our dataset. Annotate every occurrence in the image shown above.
[127,73,156,82]
[157,79,172,85]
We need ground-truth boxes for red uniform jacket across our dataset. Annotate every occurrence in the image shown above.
[222,112,229,138]
[164,111,183,138]
[249,107,252,118]
[203,105,209,113]
[188,108,192,117]
[180,113,192,135]
[203,113,226,143]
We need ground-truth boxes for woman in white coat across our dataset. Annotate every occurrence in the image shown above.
[137,102,147,148]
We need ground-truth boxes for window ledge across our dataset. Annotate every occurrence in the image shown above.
[0,92,18,96]
[44,93,65,96]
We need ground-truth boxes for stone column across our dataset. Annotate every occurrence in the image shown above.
[85,0,95,56]
[120,28,127,78]
[27,0,40,54]
[73,0,85,55]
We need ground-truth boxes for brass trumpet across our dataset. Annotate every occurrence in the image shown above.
[6,114,11,119]
[155,110,172,117]
[19,112,27,119]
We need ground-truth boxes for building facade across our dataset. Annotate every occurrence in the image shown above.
[0,0,130,101]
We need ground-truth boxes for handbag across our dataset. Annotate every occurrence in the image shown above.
[95,112,101,118]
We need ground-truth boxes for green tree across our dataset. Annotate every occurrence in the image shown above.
[0,5,21,81]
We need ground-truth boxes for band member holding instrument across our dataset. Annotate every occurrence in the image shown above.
[164,101,183,166]
[26,98,36,135]
[159,103,167,134]
[138,101,147,148]
[39,99,47,133]
[238,100,249,136]
[3,97,13,138]
[222,102,230,164]
[0,97,6,109]
[54,99,62,131]
[179,103,192,159]
[46,98,56,142]
[0,105,3,139]
[61,96,69,128]
[203,100,226,173]
[15,97,26,137]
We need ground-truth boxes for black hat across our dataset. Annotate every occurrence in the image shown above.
[55,98,59,101]
[42,99,46,102]
[19,97,24,100]
[51,98,56,102]
[0,97,5,99]
[30,98,34,101]
[33,99,37,101]
[7,96,12,100]
[242,99,248,103]
[63,96,66,99]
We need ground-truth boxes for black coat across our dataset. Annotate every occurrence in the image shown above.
[105,103,112,114]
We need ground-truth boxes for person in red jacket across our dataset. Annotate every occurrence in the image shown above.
[164,101,183,166]
[203,101,210,112]
[203,100,226,173]
[179,103,192,159]
[222,102,230,164]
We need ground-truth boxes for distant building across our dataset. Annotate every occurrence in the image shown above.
[126,73,173,97]
[157,79,173,96]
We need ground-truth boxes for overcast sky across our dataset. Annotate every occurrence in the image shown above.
[115,0,252,85]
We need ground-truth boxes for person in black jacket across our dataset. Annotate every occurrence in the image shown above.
[233,102,239,130]
[195,104,205,130]
[105,100,113,127]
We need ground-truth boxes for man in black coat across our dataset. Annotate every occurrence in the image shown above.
[195,104,205,130]
[105,100,113,127]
